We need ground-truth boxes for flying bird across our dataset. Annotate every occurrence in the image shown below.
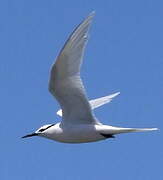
[22,12,158,143]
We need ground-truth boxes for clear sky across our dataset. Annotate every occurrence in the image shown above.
[1,0,163,179]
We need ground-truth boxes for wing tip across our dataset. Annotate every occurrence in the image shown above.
[115,91,120,96]
[89,11,96,17]
[85,11,95,22]
[108,91,120,99]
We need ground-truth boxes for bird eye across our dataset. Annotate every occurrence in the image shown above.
[38,124,55,133]
[38,128,45,132]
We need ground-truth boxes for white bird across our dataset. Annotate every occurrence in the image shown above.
[22,12,158,143]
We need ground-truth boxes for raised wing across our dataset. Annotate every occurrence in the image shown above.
[89,92,120,109]
[56,92,120,117]
[49,12,100,125]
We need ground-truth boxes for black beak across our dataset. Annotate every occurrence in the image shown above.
[22,133,38,138]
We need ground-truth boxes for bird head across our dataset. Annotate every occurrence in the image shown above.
[22,124,55,138]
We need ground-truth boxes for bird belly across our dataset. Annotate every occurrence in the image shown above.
[43,124,106,143]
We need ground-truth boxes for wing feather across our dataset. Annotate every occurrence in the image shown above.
[49,12,100,125]
[56,92,120,117]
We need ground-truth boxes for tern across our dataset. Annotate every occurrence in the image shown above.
[22,12,158,143]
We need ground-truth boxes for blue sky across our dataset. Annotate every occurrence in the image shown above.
[1,0,163,179]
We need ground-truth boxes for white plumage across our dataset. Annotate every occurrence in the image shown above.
[56,92,120,117]
[22,12,158,143]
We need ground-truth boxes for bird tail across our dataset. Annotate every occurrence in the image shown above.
[107,127,158,135]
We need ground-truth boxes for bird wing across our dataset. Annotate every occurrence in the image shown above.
[56,92,120,117]
[89,92,120,109]
[49,12,100,125]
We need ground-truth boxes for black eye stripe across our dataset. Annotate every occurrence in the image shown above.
[38,128,45,132]
[38,124,55,132]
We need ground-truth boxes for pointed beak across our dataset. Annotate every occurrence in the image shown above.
[21,133,38,138]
